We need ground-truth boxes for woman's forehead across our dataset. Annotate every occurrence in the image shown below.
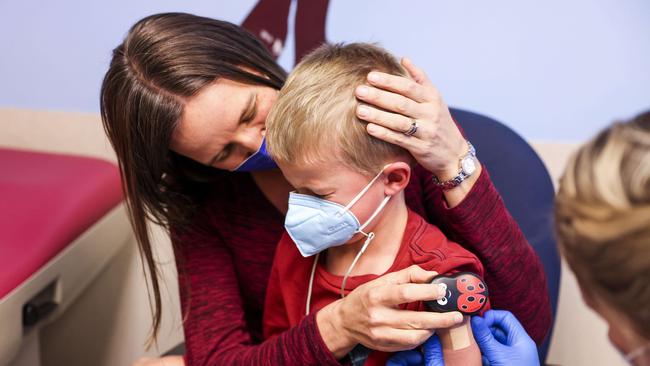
[183,79,250,129]
[171,80,249,158]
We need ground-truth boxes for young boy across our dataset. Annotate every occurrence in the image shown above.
[264,43,487,365]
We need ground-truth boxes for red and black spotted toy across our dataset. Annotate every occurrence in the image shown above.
[425,272,489,315]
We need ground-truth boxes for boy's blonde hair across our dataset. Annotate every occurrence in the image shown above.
[266,43,411,176]
[555,111,650,339]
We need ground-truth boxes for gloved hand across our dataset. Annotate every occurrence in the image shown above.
[422,335,445,366]
[385,335,446,366]
[385,349,423,366]
[471,310,540,366]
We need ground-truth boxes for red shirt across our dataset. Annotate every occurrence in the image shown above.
[171,165,551,366]
[264,210,487,366]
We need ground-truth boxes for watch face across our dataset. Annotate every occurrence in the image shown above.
[461,156,477,175]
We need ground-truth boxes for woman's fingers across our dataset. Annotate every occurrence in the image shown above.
[373,265,438,286]
[383,308,464,330]
[369,283,446,306]
[355,85,426,118]
[401,57,434,88]
[357,103,439,155]
[331,265,465,356]
[354,57,469,180]
[365,123,427,155]
[366,71,431,103]
[357,104,415,134]
[362,328,435,352]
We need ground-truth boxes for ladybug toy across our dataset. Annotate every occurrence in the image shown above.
[425,272,489,315]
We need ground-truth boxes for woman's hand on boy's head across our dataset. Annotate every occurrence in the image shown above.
[354,58,468,181]
[317,265,464,358]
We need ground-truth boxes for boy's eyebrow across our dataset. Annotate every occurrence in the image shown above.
[207,93,256,166]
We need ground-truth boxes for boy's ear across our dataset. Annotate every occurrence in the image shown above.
[382,162,411,196]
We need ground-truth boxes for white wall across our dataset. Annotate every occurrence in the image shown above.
[1,0,649,141]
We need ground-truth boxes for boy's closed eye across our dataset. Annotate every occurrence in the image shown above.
[297,188,334,199]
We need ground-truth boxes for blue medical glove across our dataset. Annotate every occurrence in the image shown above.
[422,335,445,366]
[386,349,423,366]
[471,310,540,366]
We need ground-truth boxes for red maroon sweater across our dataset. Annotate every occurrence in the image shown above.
[171,165,551,366]
[264,210,488,366]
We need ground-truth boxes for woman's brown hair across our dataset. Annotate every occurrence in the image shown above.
[100,12,286,342]
[555,110,650,340]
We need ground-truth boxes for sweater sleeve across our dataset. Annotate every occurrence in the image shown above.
[416,165,552,344]
[172,229,342,366]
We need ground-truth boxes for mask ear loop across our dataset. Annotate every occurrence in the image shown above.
[340,232,375,298]
[305,252,320,315]
[336,170,385,217]
[357,194,391,234]
[340,194,391,298]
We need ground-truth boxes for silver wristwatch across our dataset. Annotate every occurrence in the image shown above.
[432,140,477,190]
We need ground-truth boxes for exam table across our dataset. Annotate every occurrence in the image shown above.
[0,148,129,366]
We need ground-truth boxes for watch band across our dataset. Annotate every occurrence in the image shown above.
[432,140,477,190]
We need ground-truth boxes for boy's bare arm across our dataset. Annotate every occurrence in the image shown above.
[437,316,482,366]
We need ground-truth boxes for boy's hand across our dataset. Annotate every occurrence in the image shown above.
[316,265,464,358]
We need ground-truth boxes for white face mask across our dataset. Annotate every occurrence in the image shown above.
[285,169,390,257]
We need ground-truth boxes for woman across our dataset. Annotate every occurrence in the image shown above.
[554,111,650,364]
[100,13,551,365]
[404,111,650,365]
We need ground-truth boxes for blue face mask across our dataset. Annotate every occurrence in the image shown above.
[623,343,649,364]
[232,138,278,172]
[284,170,391,257]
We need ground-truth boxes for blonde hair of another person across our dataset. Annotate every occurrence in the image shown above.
[555,111,650,364]
[266,43,412,175]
